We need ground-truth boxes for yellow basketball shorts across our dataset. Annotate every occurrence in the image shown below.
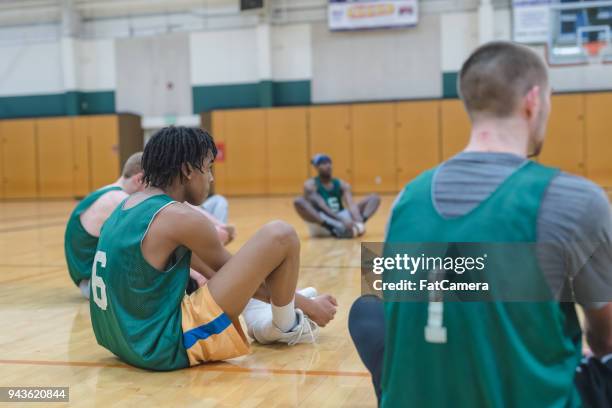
[181,284,250,366]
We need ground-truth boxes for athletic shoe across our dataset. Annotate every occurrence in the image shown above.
[320,213,353,238]
[322,220,348,238]
[332,226,354,239]
[250,308,319,345]
[298,287,318,299]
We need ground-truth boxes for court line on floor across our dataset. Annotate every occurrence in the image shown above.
[0,264,65,268]
[0,359,370,378]
[0,221,66,234]
[0,268,65,284]
[0,212,68,223]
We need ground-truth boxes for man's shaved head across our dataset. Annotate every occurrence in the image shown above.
[122,152,143,178]
[459,41,549,119]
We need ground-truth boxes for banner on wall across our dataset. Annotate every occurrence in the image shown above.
[328,0,419,31]
[512,0,551,44]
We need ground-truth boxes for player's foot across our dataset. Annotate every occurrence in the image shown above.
[244,287,319,341]
[250,308,319,345]
[320,213,352,238]
[321,220,346,238]
[331,226,353,239]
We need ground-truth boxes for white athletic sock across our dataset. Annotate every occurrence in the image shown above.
[271,298,297,332]
[79,279,90,299]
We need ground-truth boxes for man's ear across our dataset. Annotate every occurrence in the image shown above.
[181,163,193,182]
[524,85,541,120]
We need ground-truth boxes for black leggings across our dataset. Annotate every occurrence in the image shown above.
[348,295,385,405]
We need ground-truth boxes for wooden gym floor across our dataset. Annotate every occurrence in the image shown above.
[0,195,395,407]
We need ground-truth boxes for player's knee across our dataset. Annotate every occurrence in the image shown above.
[293,196,307,209]
[349,295,379,339]
[369,194,381,206]
[264,220,299,249]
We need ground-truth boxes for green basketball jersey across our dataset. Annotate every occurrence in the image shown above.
[382,162,582,408]
[315,177,344,212]
[90,194,191,371]
[64,185,123,286]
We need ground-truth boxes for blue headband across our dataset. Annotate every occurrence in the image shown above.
[311,154,331,166]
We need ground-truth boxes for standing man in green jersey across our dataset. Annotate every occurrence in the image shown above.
[64,152,144,298]
[89,127,338,371]
[349,41,612,407]
[294,154,380,238]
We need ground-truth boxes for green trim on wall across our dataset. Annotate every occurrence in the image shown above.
[65,91,81,115]
[0,90,115,119]
[273,80,311,106]
[259,80,274,107]
[193,83,260,113]
[0,93,67,119]
[78,91,115,114]
[192,80,312,113]
[442,72,459,99]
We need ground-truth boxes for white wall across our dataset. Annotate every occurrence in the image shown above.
[311,15,442,103]
[0,23,114,97]
[190,23,312,87]
[115,33,192,117]
[271,24,312,81]
[190,28,259,86]
[1,5,611,107]
[0,40,63,96]
[76,38,115,91]
[549,64,612,92]
[441,12,478,73]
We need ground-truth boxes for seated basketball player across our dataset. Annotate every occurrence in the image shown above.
[201,183,230,223]
[64,152,144,298]
[294,154,380,238]
[90,127,338,370]
[349,42,612,407]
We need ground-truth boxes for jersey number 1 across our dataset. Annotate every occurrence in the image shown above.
[425,268,447,343]
[92,251,108,310]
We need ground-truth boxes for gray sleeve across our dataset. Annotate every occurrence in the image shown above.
[538,173,612,309]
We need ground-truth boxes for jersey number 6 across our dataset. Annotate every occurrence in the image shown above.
[92,251,108,310]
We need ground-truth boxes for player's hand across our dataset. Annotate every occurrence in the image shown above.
[189,269,208,287]
[306,294,338,327]
[223,224,236,243]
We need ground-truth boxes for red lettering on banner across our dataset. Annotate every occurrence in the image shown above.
[216,142,225,163]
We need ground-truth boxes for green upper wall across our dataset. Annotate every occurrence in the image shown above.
[0,74,459,119]
[192,80,311,113]
[442,72,459,98]
[0,91,115,119]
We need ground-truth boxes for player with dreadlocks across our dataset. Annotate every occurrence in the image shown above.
[89,126,337,370]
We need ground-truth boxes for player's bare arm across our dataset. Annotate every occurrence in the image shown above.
[340,180,363,223]
[142,201,230,273]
